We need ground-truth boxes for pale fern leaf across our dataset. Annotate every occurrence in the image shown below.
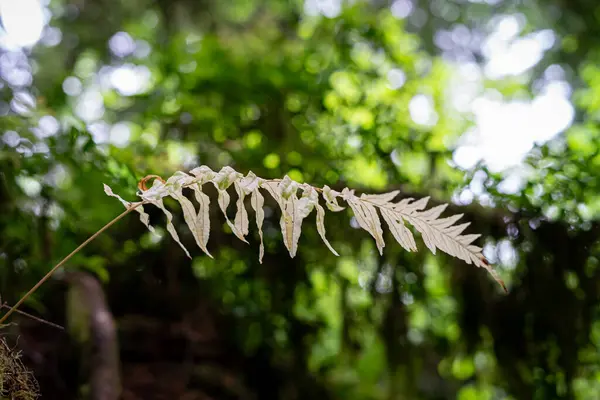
[103,184,154,233]
[209,167,248,243]
[394,196,429,213]
[393,197,413,210]
[431,214,463,229]
[302,184,338,256]
[315,203,339,256]
[211,166,240,190]
[278,176,303,257]
[233,181,249,237]
[250,185,266,263]
[262,179,316,257]
[322,186,345,212]
[342,188,385,254]
[360,190,401,205]
[233,171,263,241]
[279,175,298,200]
[261,180,295,255]
[458,234,480,246]
[238,171,262,194]
[189,165,216,183]
[187,183,211,257]
[170,184,212,258]
[107,166,506,291]
[212,185,233,227]
[411,196,430,211]
[162,172,214,257]
[151,197,191,259]
[141,174,193,258]
[379,209,417,252]
[445,222,471,237]
[357,193,505,291]
[103,183,131,208]
[261,181,283,207]
[395,199,505,290]
[283,198,303,257]
[417,204,447,220]
[467,245,482,253]
[135,205,154,232]
[299,184,318,217]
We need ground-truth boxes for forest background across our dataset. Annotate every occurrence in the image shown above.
[2,0,600,399]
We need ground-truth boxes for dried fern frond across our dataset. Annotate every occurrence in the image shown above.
[104,166,506,291]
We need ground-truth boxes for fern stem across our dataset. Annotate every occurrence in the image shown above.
[0,303,64,330]
[0,202,144,325]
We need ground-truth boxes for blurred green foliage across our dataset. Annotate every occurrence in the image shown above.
[2,0,600,399]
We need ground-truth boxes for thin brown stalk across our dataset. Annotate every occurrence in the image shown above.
[0,202,144,325]
[0,303,64,330]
